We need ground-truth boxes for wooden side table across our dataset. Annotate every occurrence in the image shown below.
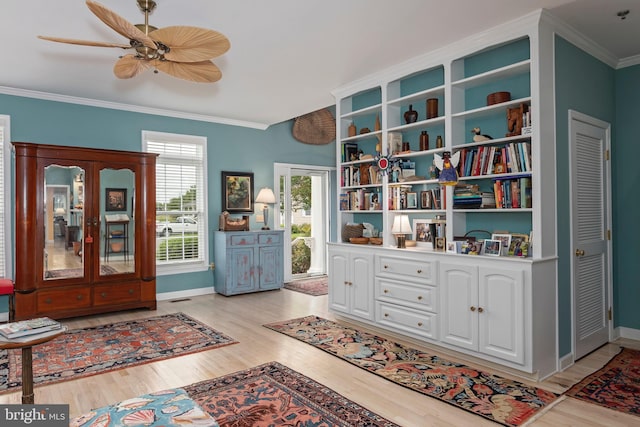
[0,328,66,403]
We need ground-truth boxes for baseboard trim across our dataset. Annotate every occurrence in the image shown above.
[156,287,215,302]
[616,326,640,341]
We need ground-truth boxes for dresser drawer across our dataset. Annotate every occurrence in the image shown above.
[375,277,437,312]
[376,301,438,340]
[259,233,281,245]
[93,283,141,306]
[229,234,257,246]
[376,255,435,283]
[38,287,91,312]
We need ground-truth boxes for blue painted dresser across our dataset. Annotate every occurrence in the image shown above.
[213,230,284,295]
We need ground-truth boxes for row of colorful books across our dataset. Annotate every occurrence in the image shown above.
[457,142,531,177]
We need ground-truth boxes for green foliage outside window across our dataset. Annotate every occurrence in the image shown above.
[157,236,198,261]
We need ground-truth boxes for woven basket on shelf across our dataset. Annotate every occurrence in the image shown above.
[292,108,336,145]
[342,223,364,242]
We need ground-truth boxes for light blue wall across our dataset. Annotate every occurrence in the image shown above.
[614,64,640,329]
[0,93,336,295]
[554,36,617,357]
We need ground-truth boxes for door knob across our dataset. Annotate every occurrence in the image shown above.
[575,249,585,257]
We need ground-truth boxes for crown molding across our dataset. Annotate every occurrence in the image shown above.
[0,86,269,130]
[618,54,640,69]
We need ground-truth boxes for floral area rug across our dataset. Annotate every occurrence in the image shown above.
[0,312,237,393]
[565,347,640,417]
[283,276,328,296]
[183,361,399,426]
[264,315,559,427]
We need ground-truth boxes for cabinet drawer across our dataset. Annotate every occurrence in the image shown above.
[38,287,91,312]
[376,301,438,340]
[375,278,437,312]
[93,283,141,306]
[259,233,281,245]
[229,234,257,246]
[376,255,435,283]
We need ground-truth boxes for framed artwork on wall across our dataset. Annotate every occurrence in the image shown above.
[221,171,254,213]
[105,188,127,212]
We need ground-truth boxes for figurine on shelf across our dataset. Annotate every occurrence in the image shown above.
[434,151,461,186]
[471,127,493,142]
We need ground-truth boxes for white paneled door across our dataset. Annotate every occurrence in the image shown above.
[569,111,611,361]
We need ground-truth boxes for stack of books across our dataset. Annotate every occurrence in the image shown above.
[0,317,62,339]
[453,184,482,209]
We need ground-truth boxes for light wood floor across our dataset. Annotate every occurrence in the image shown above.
[0,289,638,426]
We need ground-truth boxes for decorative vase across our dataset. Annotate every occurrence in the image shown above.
[426,98,439,119]
[420,131,429,150]
[348,122,356,137]
[404,105,418,124]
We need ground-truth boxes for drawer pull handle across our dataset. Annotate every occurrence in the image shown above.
[129,289,134,294]
[384,265,389,269]
[384,313,389,317]
[101,292,107,298]
[417,269,422,274]
[417,296,423,300]
[470,306,476,312]
[384,289,389,293]
[478,307,484,313]
[77,294,83,300]
[45,298,52,304]
[418,322,423,327]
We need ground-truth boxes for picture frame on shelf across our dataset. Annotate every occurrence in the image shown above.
[105,188,127,212]
[221,171,254,213]
[508,233,530,256]
[491,233,512,256]
[344,143,358,162]
[420,191,432,209]
[434,237,446,252]
[446,241,458,254]
[388,132,402,155]
[413,219,433,247]
[406,192,418,209]
[483,239,502,256]
[468,241,484,255]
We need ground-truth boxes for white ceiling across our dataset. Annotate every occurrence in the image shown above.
[0,0,638,129]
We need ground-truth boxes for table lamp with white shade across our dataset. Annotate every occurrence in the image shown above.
[391,214,412,248]
[255,187,276,230]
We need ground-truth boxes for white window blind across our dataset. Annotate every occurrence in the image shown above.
[143,131,208,273]
[0,117,9,278]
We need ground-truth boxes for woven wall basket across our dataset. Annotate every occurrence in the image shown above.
[292,108,336,145]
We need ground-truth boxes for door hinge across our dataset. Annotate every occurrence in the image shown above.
[605,149,610,160]
[608,307,612,321]
[607,229,611,240]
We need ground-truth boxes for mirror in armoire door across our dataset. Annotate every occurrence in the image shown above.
[43,164,85,280]
[100,167,135,275]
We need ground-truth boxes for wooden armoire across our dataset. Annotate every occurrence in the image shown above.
[13,142,158,320]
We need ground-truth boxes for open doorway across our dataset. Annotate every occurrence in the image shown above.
[274,163,331,283]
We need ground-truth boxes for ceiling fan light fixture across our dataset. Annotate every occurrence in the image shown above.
[39,0,230,83]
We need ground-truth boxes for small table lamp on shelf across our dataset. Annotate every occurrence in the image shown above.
[255,187,276,230]
[391,214,412,249]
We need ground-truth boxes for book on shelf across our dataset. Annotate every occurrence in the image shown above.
[0,317,62,339]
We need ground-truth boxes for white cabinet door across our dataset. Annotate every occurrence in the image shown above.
[328,248,350,314]
[440,263,478,351]
[479,266,525,364]
[351,251,374,320]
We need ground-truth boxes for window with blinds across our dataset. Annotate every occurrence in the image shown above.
[0,116,10,278]
[143,131,208,273]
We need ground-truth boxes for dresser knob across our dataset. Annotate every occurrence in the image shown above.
[77,294,83,300]
[478,307,484,313]
[417,322,423,327]
[344,281,349,285]
[45,298,52,304]
[384,289,389,293]
[470,306,476,312]
[129,289,134,294]
[384,265,389,269]
[417,269,422,274]
[101,292,107,298]
[417,296,423,300]
[384,313,389,317]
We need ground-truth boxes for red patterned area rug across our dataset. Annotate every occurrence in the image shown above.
[565,347,640,417]
[283,276,328,296]
[183,361,399,426]
[0,312,237,393]
[264,315,559,427]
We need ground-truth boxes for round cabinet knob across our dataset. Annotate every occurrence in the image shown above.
[417,296,423,300]
[344,281,349,285]
[76,294,83,300]
[384,313,389,317]
[45,298,52,304]
[478,307,484,313]
[384,289,389,293]
[417,269,422,274]
[101,292,107,298]
[470,306,476,312]
[417,322,423,327]
[384,265,389,269]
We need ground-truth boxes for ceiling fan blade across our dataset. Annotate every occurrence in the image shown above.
[114,54,151,79]
[38,35,131,49]
[150,26,230,62]
[152,60,222,83]
[86,0,157,50]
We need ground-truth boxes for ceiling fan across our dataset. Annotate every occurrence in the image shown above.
[38,0,230,83]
